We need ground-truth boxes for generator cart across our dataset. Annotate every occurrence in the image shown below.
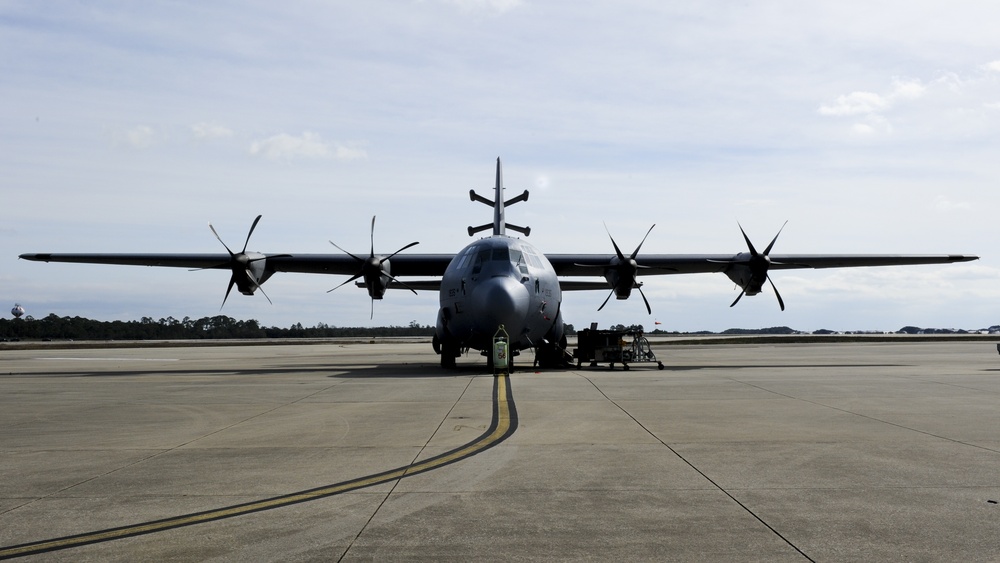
[573,326,664,370]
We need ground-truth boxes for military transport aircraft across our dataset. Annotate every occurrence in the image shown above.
[20,158,978,369]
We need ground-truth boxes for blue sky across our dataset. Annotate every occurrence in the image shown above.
[3,1,998,332]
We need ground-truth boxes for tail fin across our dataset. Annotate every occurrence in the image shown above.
[468,157,530,237]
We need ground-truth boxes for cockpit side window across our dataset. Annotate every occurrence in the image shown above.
[452,245,477,272]
[510,249,528,275]
[522,248,543,269]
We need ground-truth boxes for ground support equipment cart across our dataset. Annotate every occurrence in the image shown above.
[573,327,664,370]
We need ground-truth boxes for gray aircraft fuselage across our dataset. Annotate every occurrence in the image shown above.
[432,159,565,368]
[436,234,563,359]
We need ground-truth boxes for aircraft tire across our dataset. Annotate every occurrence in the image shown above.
[440,341,458,369]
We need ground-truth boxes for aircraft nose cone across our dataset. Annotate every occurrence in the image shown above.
[471,276,530,336]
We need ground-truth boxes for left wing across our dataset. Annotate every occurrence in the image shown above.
[18,252,453,307]
[18,253,455,276]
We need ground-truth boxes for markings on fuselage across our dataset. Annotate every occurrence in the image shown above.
[0,375,517,560]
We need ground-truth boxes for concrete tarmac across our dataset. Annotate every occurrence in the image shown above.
[1,339,999,561]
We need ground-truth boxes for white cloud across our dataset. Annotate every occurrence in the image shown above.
[113,125,156,148]
[192,122,234,139]
[819,91,888,116]
[437,0,522,14]
[852,114,892,136]
[248,132,367,160]
[819,78,930,136]
[933,195,971,211]
[889,78,926,100]
[332,144,368,160]
[983,60,1000,73]
[851,122,876,136]
[819,78,925,117]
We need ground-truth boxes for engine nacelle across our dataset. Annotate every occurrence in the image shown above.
[604,267,636,300]
[723,251,770,297]
[234,253,272,296]
[362,256,392,300]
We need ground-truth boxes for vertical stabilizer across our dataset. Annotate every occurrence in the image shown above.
[468,157,530,237]
[493,157,505,236]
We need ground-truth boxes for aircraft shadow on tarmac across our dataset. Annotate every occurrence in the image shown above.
[7,365,351,379]
[7,361,913,380]
[661,363,908,371]
[8,363,490,379]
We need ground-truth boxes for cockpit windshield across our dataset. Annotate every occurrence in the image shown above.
[491,247,509,262]
[457,243,539,276]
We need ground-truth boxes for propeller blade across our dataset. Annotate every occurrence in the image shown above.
[384,273,419,295]
[209,223,235,256]
[630,224,655,260]
[380,241,420,263]
[221,276,237,309]
[329,241,365,263]
[730,288,746,308]
[604,223,626,261]
[738,223,758,256]
[242,214,262,254]
[598,289,614,311]
[637,285,652,315]
[369,216,376,256]
[767,275,785,311]
[327,273,363,293]
[762,221,788,256]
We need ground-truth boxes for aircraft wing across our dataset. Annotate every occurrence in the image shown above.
[546,253,978,277]
[21,252,977,277]
[18,253,457,277]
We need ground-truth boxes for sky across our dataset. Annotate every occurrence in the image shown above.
[3,1,999,333]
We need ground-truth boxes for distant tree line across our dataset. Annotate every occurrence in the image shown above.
[4,315,990,342]
[0,314,438,341]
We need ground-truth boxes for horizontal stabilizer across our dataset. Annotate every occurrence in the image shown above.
[506,223,531,237]
[468,224,492,237]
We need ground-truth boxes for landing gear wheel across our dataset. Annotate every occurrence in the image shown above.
[441,342,458,369]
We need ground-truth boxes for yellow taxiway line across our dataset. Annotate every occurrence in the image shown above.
[0,375,516,559]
